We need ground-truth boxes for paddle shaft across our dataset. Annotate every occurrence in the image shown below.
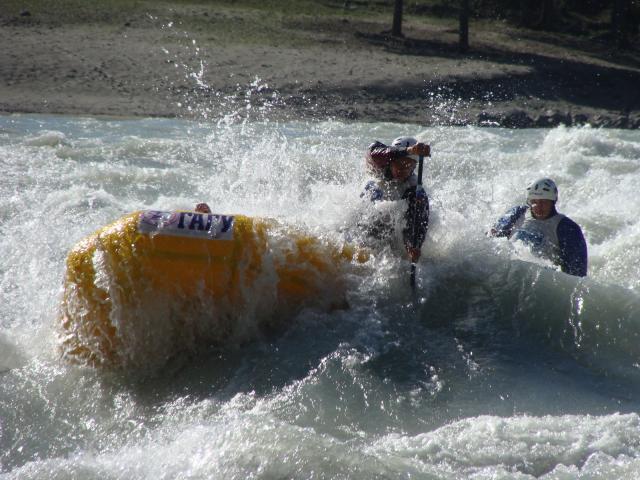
[410,154,425,288]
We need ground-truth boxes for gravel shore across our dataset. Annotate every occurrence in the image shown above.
[2,4,639,128]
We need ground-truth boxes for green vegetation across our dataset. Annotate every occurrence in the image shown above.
[2,0,147,26]
[2,0,637,48]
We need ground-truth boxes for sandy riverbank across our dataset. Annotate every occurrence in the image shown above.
[1,2,639,128]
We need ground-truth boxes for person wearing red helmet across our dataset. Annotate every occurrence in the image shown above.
[194,203,212,213]
[360,136,431,263]
[490,177,588,277]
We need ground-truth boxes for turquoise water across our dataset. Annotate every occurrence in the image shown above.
[1,114,640,478]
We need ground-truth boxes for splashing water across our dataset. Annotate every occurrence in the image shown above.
[1,111,640,478]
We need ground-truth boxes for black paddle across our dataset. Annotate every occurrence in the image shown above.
[410,152,426,289]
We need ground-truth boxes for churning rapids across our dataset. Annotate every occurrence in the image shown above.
[1,113,640,479]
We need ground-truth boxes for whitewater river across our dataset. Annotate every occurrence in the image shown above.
[1,113,640,479]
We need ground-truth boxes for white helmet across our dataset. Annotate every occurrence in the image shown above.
[526,178,558,202]
[392,136,418,148]
[391,136,418,161]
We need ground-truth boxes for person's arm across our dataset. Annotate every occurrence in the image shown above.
[557,217,588,277]
[402,186,429,262]
[490,205,528,238]
[366,141,398,172]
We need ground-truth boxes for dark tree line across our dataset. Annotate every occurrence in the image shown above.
[390,0,639,50]
[611,0,638,46]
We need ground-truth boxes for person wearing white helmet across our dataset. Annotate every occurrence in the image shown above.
[360,136,431,263]
[490,178,588,277]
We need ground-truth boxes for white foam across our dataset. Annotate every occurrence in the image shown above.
[369,413,640,478]
[2,115,640,478]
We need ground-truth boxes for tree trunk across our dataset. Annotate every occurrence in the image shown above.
[392,0,403,37]
[612,0,631,48]
[519,0,539,28]
[520,0,557,30]
[539,0,556,30]
[459,0,470,52]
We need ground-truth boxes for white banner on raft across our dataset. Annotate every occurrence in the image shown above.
[138,210,235,240]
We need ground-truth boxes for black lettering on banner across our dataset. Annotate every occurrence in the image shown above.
[177,212,189,229]
[189,213,205,230]
[221,216,233,233]
[172,212,234,236]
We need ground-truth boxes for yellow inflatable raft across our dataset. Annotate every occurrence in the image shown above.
[59,210,367,369]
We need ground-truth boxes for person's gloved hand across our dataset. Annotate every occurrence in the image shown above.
[406,246,421,263]
[407,143,430,157]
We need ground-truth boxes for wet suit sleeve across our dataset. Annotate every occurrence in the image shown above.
[360,180,383,202]
[402,186,429,251]
[492,205,527,238]
[557,217,588,277]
